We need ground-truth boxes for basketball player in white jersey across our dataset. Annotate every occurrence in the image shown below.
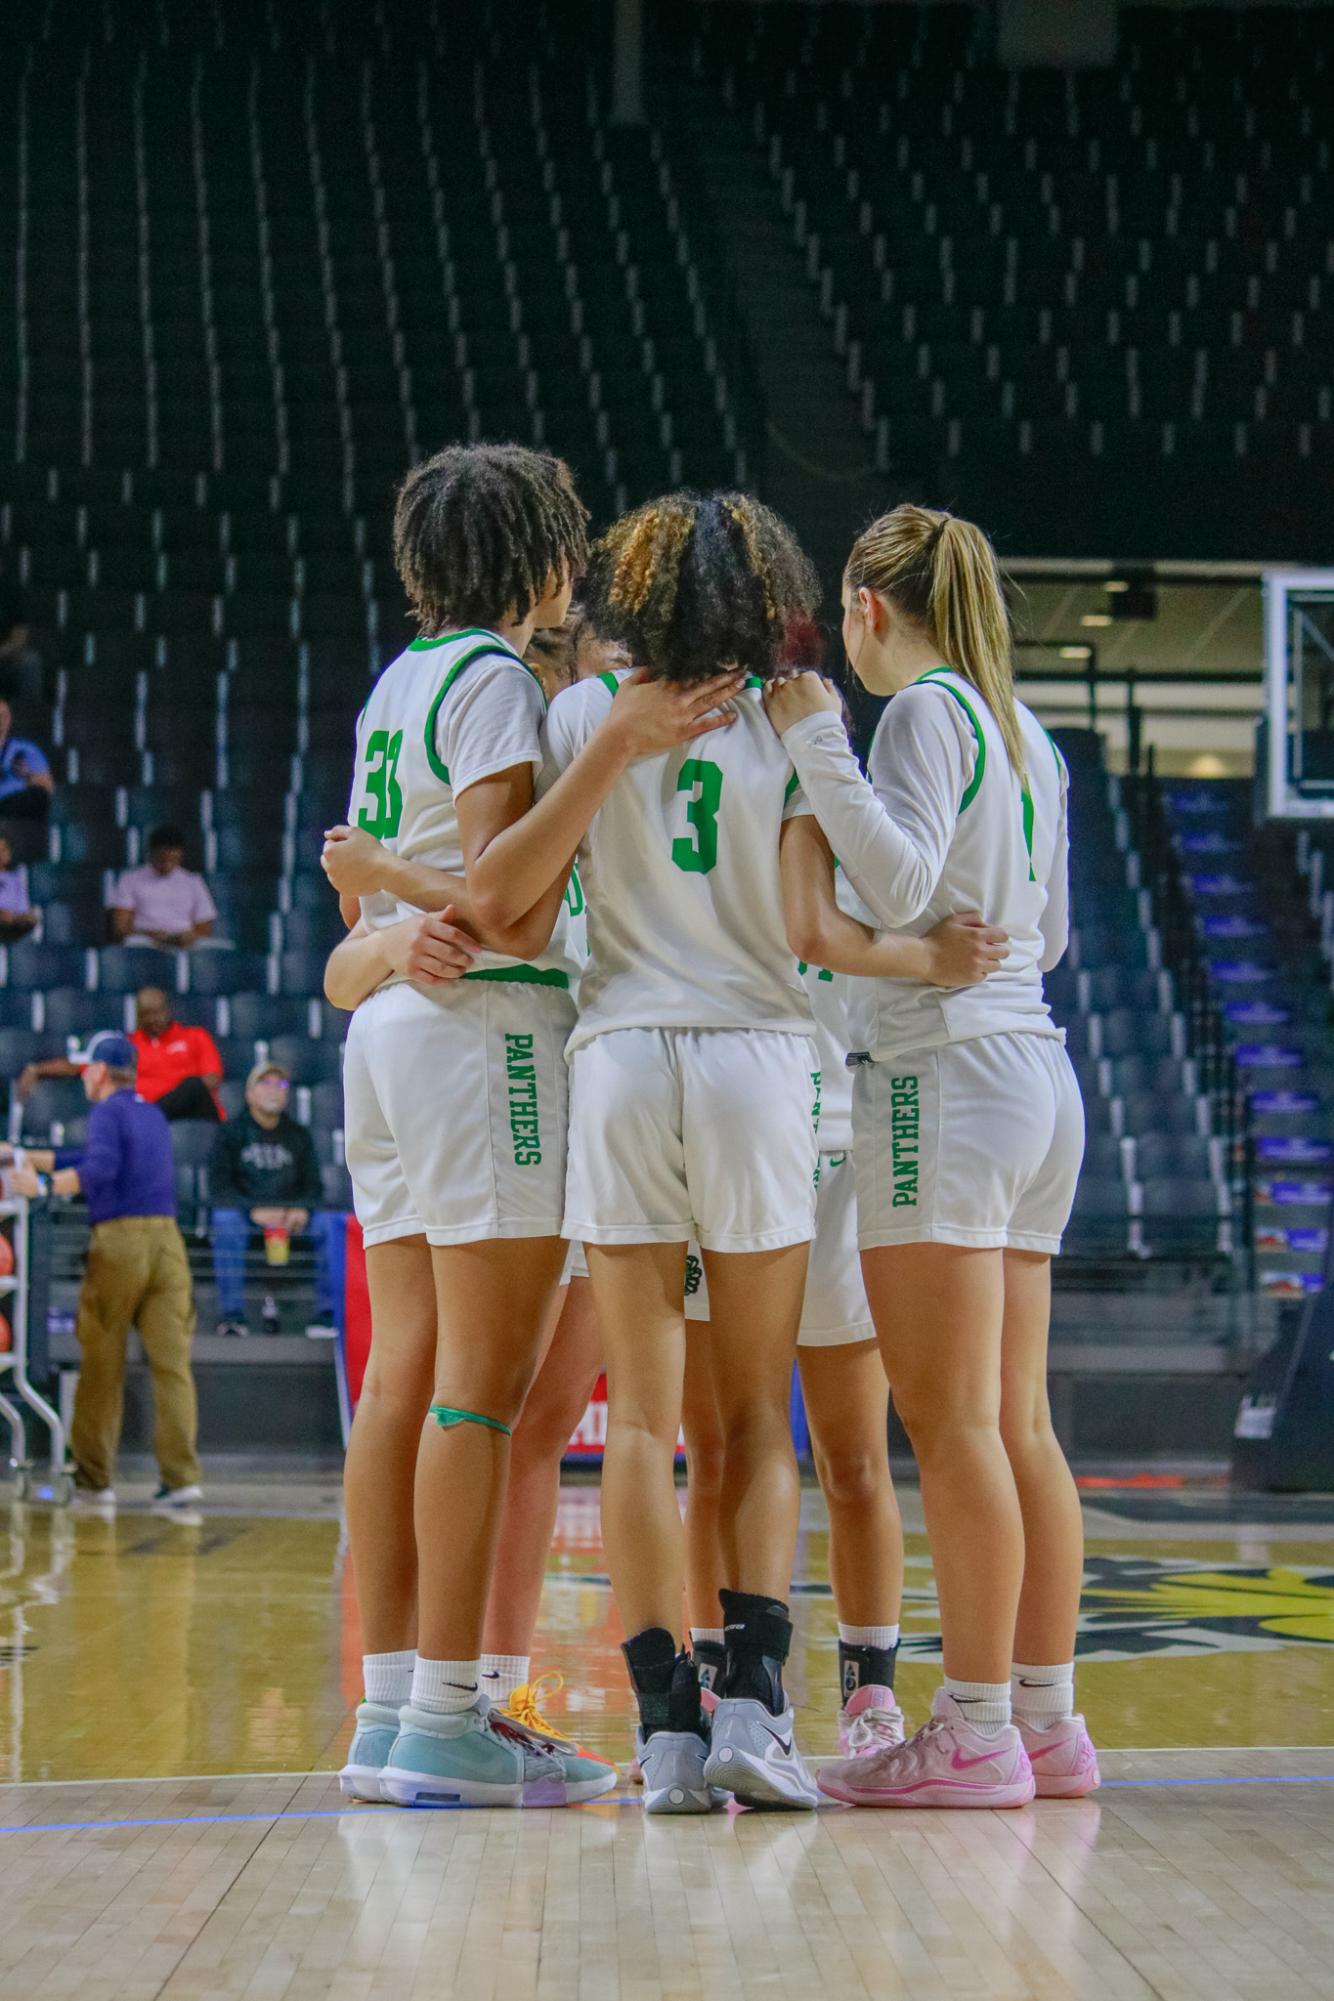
[681,882,1009,1757]
[764,504,1098,1809]
[325,607,631,1777]
[321,444,744,1808]
[541,491,839,1810]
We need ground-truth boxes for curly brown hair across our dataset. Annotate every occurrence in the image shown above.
[583,491,819,682]
[393,442,590,634]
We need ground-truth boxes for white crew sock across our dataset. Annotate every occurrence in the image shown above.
[940,1675,1012,1736]
[689,1627,725,1649]
[837,1622,900,1651]
[480,1653,530,1705]
[362,1649,415,1708]
[411,1658,483,1715]
[1011,1661,1076,1730]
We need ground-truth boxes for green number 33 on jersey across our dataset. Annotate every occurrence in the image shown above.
[358,728,404,839]
[672,757,723,874]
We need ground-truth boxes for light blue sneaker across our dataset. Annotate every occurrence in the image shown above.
[381,1698,611,1808]
[339,1701,399,1802]
[636,1729,717,1814]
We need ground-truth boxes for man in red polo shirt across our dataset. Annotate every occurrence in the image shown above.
[17,986,225,1123]
[130,987,224,1121]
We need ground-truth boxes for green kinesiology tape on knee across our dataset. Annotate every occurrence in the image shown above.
[429,1404,512,1438]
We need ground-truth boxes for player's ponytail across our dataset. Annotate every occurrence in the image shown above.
[847,505,1025,779]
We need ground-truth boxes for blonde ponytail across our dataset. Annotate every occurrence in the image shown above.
[847,503,1025,780]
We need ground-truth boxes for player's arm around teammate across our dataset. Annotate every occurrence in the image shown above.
[763,506,1096,1810]
[335,445,743,1812]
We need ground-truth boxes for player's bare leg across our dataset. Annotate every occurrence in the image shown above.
[1001,1249,1098,1797]
[339,1235,436,1799]
[799,1338,905,1753]
[701,1245,819,1808]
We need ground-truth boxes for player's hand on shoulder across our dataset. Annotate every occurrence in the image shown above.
[387,907,479,986]
[322,824,388,895]
[604,666,746,758]
[762,671,843,736]
[924,910,1009,989]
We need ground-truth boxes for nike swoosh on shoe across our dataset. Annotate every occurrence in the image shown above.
[950,1746,1005,1772]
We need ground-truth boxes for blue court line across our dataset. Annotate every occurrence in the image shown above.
[1,1775,1333,1835]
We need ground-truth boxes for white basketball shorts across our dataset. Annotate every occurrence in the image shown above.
[343,977,575,1248]
[565,1026,820,1253]
[853,1031,1084,1254]
[684,1147,874,1346]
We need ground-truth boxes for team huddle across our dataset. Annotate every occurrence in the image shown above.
[319,443,1098,1814]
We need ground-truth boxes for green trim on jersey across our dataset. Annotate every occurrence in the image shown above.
[1040,722,1068,783]
[410,626,523,655]
[784,770,801,802]
[461,963,571,989]
[423,640,545,786]
[598,669,621,695]
[914,669,986,812]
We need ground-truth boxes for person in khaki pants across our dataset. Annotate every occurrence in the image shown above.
[7,1029,202,1512]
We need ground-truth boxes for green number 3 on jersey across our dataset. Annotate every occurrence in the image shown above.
[358,728,404,839]
[672,758,723,874]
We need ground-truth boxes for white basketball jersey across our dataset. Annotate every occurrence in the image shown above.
[845,669,1069,1060]
[542,671,815,1055]
[348,627,579,989]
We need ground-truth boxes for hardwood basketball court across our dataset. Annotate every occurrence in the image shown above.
[2,1476,1332,2000]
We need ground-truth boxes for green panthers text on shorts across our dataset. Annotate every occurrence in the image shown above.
[890,1073,919,1207]
[505,1033,542,1166]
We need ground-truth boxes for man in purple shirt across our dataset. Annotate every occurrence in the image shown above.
[5,1029,202,1510]
[108,823,218,948]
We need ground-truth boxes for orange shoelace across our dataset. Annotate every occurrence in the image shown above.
[505,1673,574,1743]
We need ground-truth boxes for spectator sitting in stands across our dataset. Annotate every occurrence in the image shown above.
[0,834,38,941]
[108,825,218,948]
[17,986,225,1123]
[0,697,54,822]
[210,1060,338,1339]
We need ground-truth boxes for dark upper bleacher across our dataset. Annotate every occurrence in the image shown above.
[663,2,1332,557]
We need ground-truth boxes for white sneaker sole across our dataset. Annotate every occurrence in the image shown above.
[644,1780,716,1814]
[817,1769,1035,1810]
[704,1746,819,1811]
[381,1765,617,1808]
[1031,1763,1101,1799]
[338,1763,388,1803]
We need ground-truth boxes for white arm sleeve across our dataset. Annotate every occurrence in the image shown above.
[1038,766,1070,971]
[441,659,546,798]
[780,689,972,930]
[537,681,609,798]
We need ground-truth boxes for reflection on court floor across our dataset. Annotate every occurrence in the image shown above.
[1,1481,1333,2000]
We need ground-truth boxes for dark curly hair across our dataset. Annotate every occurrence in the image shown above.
[393,442,590,634]
[583,491,819,683]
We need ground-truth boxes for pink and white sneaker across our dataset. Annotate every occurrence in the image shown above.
[838,1684,906,1757]
[1017,1714,1100,1798]
[817,1691,1035,1809]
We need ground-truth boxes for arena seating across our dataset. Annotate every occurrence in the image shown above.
[0,0,1307,1308]
[664,3,1332,555]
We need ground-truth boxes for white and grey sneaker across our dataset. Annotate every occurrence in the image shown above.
[636,1729,717,1814]
[703,1697,819,1810]
[153,1483,204,1509]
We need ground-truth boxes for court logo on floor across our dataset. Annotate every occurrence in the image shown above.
[897,1557,1334,1661]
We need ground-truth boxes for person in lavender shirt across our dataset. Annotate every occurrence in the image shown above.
[107,824,219,948]
[0,833,38,941]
